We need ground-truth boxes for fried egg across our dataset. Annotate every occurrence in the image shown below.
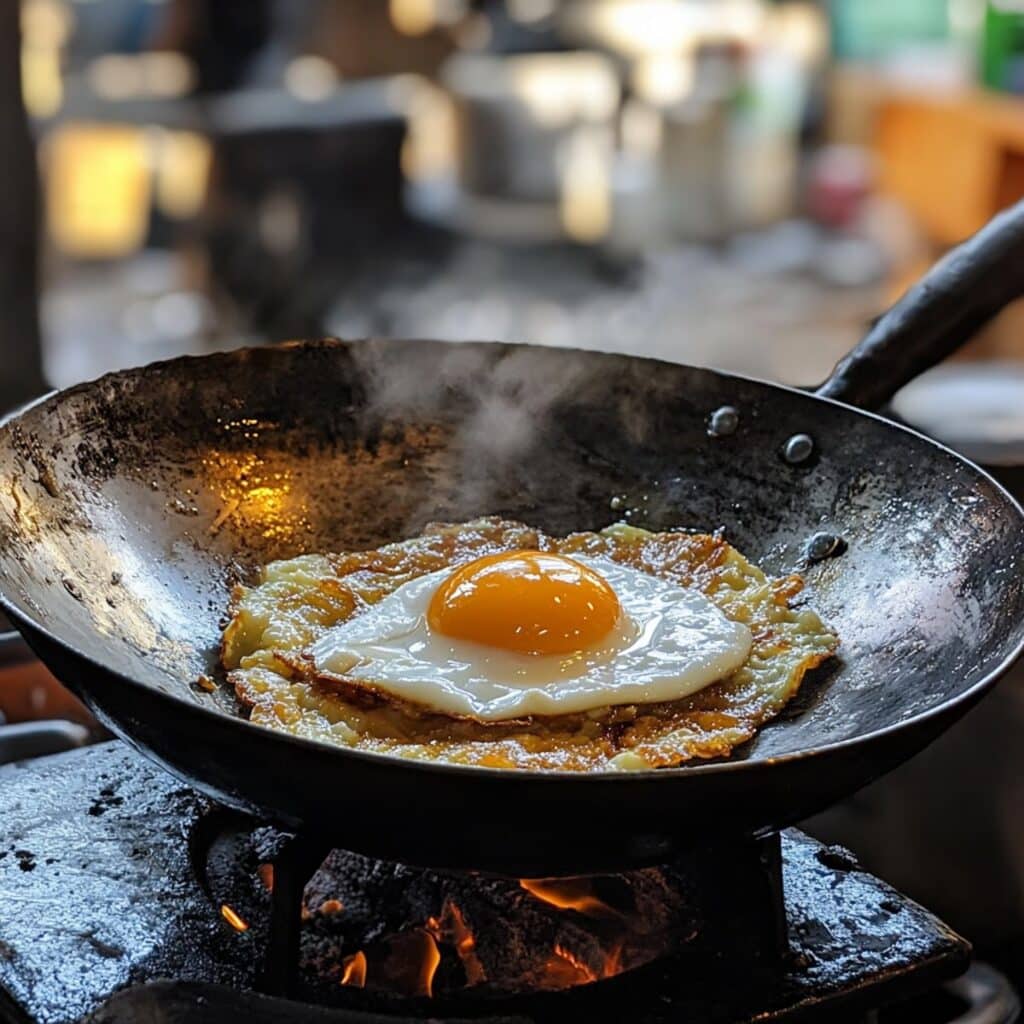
[221,517,838,772]
[310,552,752,721]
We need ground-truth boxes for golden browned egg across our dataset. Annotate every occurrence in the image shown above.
[220,518,838,771]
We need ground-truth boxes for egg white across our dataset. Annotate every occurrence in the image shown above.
[309,555,751,722]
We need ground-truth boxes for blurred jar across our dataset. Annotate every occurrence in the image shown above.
[441,51,619,204]
[658,42,739,242]
[726,46,806,228]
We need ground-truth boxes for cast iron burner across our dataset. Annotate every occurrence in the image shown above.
[0,743,983,1024]
[200,817,785,1002]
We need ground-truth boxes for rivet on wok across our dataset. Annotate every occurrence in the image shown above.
[707,406,739,437]
[805,531,845,563]
[783,433,814,464]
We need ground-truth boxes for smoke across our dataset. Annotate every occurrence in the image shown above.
[348,337,657,530]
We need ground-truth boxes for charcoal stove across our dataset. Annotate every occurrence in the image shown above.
[0,742,1015,1024]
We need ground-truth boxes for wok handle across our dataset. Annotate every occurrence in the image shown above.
[816,199,1024,410]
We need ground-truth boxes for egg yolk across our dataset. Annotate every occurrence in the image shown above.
[427,551,621,656]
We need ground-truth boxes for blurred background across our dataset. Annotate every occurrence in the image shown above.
[3,0,1024,997]
[6,0,1024,405]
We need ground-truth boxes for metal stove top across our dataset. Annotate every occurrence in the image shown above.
[0,742,980,1023]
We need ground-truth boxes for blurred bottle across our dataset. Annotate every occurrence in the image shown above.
[659,43,741,242]
[727,46,806,229]
[980,0,1024,93]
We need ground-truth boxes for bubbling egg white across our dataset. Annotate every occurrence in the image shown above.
[310,555,752,722]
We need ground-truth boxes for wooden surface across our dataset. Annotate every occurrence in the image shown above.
[875,86,1024,247]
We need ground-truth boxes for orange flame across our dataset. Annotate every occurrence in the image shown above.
[220,904,249,932]
[340,951,367,988]
[257,863,274,892]
[603,940,626,978]
[519,877,620,918]
[426,900,485,986]
[413,929,441,998]
[545,943,598,986]
[542,940,627,988]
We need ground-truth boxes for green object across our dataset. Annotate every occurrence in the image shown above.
[981,1,1024,93]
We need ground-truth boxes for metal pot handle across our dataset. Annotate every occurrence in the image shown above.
[816,199,1024,411]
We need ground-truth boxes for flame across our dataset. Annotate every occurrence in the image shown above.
[257,863,274,892]
[413,929,441,998]
[220,904,249,932]
[546,944,598,986]
[340,951,367,988]
[519,878,620,918]
[603,940,626,977]
[425,900,485,986]
[542,940,627,989]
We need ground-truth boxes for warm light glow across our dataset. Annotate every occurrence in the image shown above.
[582,0,701,56]
[389,0,436,35]
[559,130,612,243]
[202,448,310,543]
[520,877,620,918]
[543,939,627,987]
[550,943,598,984]
[415,930,441,998]
[21,0,71,118]
[426,901,485,986]
[765,3,827,65]
[571,0,763,56]
[220,904,249,932]
[428,551,621,656]
[445,53,617,128]
[154,130,211,220]
[257,863,274,892]
[402,78,456,182]
[22,0,71,45]
[284,55,338,101]
[21,48,62,118]
[44,125,151,258]
[340,950,367,988]
[511,54,618,127]
[632,53,694,106]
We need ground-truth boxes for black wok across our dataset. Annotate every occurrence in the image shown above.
[1,205,1024,877]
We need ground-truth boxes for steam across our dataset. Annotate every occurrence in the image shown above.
[348,338,657,529]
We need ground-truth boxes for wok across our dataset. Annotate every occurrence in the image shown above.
[1,205,1023,877]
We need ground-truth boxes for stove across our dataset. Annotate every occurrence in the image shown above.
[0,743,1007,1023]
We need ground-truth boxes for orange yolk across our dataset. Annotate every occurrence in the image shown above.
[427,551,621,656]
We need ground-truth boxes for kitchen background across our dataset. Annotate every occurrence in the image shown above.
[2,0,1024,1000]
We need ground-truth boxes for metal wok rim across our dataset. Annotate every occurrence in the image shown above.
[1,339,1022,786]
